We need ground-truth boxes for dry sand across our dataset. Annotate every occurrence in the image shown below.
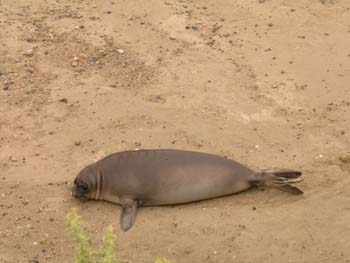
[1,0,350,262]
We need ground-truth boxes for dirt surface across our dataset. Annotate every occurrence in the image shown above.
[1,0,350,262]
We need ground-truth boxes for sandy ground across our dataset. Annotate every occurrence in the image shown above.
[1,0,350,262]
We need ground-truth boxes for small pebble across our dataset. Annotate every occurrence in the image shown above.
[74,141,81,146]
[67,10,80,18]
[10,156,17,162]
[116,49,124,54]
[23,49,35,57]
[59,98,68,103]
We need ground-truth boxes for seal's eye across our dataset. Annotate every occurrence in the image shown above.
[77,183,89,193]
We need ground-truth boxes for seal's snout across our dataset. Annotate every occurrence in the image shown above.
[71,188,79,198]
[72,184,82,198]
[72,165,97,201]
[72,183,90,203]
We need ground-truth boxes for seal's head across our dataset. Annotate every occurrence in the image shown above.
[73,165,102,201]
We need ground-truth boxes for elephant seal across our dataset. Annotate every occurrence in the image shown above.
[73,149,303,231]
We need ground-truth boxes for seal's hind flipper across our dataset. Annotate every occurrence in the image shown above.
[254,170,304,195]
[264,169,302,179]
[276,184,303,195]
[120,199,138,232]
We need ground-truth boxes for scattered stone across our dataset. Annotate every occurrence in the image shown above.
[0,71,6,76]
[59,98,68,103]
[24,67,34,74]
[23,49,35,57]
[116,49,124,54]
[339,154,350,163]
[148,95,166,103]
[184,248,193,255]
[9,156,17,162]
[22,200,29,205]
[25,37,35,42]
[74,141,82,146]
[134,142,142,147]
[29,257,39,263]
[67,10,81,18]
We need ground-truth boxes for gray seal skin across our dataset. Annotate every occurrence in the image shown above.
[73,149,303,231]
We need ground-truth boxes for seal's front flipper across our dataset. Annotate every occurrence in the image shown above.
[120,199,138,232]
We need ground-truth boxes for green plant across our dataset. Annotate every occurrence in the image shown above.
[65,208,170,263]
[65,208,117,263]
[154,259,171,263]
[65,208,94,262]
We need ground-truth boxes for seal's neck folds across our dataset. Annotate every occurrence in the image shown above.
[94,171,103,200]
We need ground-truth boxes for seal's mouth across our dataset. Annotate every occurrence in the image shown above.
[71,186,89,202]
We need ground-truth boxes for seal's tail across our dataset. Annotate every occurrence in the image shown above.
[253,169,303,195]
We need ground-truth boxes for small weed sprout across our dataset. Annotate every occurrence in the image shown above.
[65,208,170,263]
